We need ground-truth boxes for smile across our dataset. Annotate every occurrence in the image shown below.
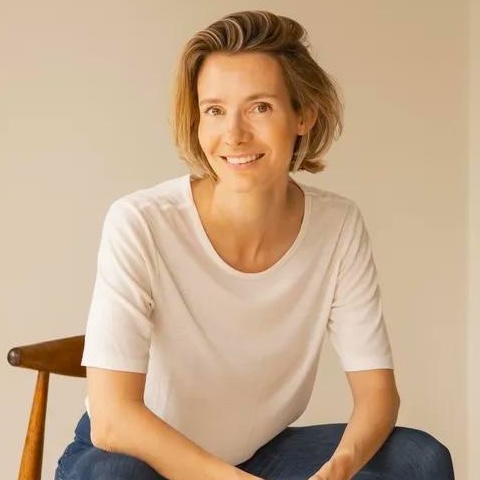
[221,154,264,165]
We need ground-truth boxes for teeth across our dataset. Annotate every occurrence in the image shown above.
[225,154,262,165]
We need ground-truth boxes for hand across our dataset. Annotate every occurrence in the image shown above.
[307,451,355,480]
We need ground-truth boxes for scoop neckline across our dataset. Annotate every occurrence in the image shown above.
[184,175,311,279]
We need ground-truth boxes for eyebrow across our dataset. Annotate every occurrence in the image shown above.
[198,93,280,107]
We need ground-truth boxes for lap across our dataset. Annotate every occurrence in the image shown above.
[56,415,454,480]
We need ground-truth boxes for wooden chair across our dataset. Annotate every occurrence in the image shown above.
[7,335,86,480]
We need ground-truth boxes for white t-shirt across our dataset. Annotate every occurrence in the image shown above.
[82,174,393,465]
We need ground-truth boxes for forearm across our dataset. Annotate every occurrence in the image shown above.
[331,389,400,480]
[91,401,252,480]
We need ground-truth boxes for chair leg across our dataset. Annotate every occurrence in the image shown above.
[18,371,49,480]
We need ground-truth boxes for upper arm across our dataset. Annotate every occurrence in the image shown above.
[82,199,157,374]
[345,369,400,408]
[328,203,393,372]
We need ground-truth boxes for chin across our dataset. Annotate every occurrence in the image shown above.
[218,177,258,193]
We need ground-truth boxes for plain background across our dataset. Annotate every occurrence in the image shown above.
[1,1,478,479]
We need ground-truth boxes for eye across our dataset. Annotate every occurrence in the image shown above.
[253,102,272,114]
[204,106,223,116]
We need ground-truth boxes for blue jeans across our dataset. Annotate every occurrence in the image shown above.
[55,413,454,480]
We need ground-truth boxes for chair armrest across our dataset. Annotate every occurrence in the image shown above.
[7,335,86,377]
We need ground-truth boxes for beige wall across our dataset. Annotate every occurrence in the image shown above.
[468,0,480,479]
[0,1,471,479]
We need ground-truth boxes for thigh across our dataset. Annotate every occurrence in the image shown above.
[238,424,454,480]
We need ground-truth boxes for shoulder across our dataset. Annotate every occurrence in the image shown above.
[298,181,361,226]
[105,175,190,225]
[99,175,191,245]
[111,175,189,215]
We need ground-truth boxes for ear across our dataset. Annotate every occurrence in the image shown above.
[297,108,317,136]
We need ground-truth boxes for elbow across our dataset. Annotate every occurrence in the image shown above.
[89,412,117,452]
[89,399,144,451]
[391,389,401,426]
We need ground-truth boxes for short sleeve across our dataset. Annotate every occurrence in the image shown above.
[81,199,157,373]
[327,203,393,371]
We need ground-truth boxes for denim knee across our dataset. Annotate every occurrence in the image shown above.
[56,444,163,480]
[384,427,455,479]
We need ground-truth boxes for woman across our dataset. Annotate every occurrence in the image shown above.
[55,10,454,480]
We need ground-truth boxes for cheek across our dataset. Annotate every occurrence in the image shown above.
[197,121,212,153]
[198,120,221,148]
[265,118,299,148]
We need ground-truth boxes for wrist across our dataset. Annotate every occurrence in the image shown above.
[330,449,357,480]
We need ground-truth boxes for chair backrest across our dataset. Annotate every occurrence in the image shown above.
[7,335,86,480]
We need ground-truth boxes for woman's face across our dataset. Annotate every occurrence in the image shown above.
[197,52,308,193]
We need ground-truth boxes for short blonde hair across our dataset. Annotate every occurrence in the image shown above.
[172,10,343,177]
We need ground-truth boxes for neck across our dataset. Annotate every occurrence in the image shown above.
[192,175,302,254]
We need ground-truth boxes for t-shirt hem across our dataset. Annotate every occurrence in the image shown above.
[81,357,148,374]
[342,357,394,372]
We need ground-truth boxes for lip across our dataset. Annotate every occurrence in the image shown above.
[220,153,264,158]
[220,153,265,168]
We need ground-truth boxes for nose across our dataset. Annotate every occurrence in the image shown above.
[223,112,252,146]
